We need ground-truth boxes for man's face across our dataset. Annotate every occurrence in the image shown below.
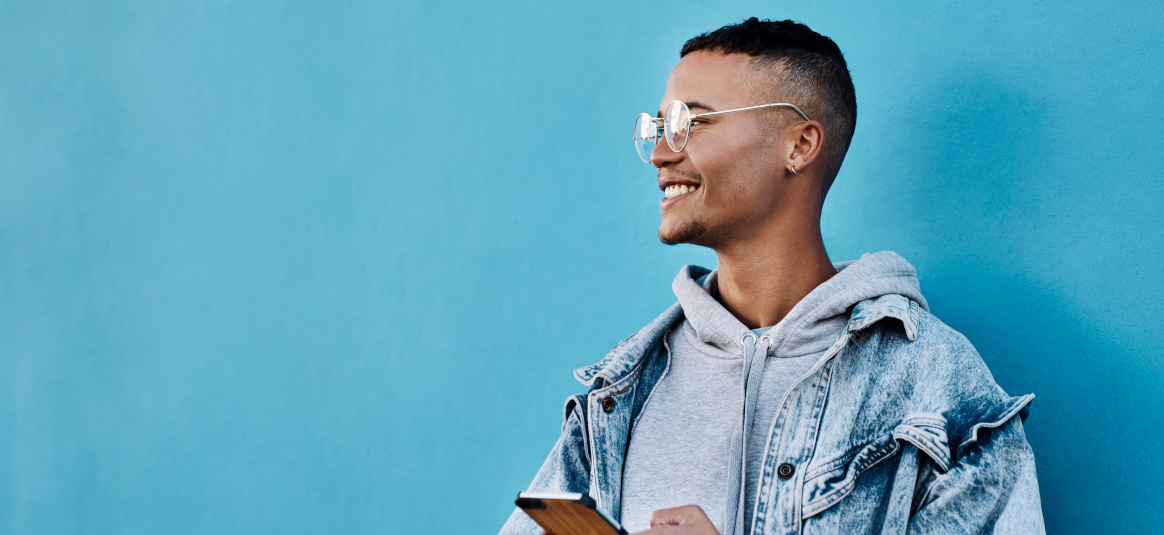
[653,51,798,248]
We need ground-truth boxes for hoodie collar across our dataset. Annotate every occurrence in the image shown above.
[672,266,750,355]
[573,251,928,387]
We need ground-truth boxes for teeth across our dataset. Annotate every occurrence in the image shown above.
[664,184,699,199]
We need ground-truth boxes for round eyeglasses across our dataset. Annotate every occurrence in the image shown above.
[633,100,811,163]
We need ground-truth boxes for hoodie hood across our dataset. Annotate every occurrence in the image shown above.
[672,250,929,360]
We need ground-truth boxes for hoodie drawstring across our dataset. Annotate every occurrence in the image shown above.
[724,332,773,535]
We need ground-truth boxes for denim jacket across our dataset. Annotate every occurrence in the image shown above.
[501,292,1045,534]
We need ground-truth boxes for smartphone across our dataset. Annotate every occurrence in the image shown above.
[515,491,628,535]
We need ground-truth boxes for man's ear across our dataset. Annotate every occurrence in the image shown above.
[786,120,825,175]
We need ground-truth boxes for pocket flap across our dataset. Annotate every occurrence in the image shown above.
[801,416,951,519]
[802,435,898,518]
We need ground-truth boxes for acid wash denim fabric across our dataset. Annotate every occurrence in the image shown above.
[500,268,1045,535]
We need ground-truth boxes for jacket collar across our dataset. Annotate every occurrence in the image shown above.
[573,294,922,387]
[846,294,922,341]
[573,302,685,387]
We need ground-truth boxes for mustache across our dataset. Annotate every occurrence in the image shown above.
[659,169,703,183]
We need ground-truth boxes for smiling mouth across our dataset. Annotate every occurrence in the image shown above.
[663,184,700,199]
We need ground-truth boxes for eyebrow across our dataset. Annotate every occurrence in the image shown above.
[656,101,715,118]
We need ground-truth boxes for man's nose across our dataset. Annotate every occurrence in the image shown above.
[650,137,683,168]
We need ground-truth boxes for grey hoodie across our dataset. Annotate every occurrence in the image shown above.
[619,251,928,534]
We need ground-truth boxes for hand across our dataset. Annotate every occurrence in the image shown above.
[630,505,720,535]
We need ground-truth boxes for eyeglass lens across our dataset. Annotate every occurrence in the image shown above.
[634,113,658,163]
[664,100,691,153]
[633,101,695,163]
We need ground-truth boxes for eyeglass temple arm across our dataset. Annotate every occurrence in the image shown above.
[693,102,810,121]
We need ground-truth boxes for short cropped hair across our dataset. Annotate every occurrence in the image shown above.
[682,18,857,193]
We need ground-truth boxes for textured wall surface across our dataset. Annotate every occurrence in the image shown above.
[2,1,1161,533]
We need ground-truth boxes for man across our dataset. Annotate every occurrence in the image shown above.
[501,18,1044,535]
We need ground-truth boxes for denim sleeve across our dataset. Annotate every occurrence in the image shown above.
[908,416,1046,534]
[498,395,592,535]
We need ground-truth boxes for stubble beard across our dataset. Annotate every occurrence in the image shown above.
[659,218,709,246]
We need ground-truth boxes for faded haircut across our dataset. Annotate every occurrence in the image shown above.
[682,18,857,195]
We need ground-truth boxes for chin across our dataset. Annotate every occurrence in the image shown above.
[659,219,708,246]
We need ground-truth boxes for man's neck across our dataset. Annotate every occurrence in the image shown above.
[712,221,838,330]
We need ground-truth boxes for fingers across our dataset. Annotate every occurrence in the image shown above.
[649,504,714,528]
[626,505,719,535]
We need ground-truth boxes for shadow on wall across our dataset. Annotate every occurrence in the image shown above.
[892,68,1163,533]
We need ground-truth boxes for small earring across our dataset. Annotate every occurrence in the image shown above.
[790,165,800,175]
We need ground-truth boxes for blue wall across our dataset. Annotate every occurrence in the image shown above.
[2,1,1161,533]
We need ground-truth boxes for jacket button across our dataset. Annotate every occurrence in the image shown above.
[777,463,795,479]
[601,397,615,413]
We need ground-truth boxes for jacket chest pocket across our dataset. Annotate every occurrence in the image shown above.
[799,418,951,519]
